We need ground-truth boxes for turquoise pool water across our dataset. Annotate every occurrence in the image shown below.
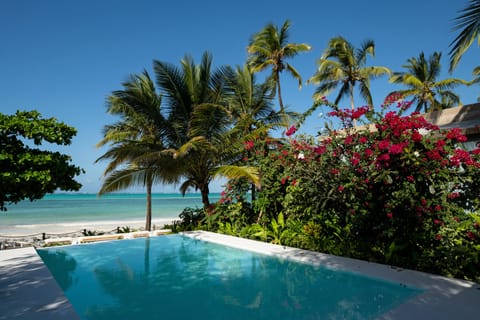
[37,235,422,319]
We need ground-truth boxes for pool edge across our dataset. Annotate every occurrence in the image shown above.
[182,230,480,320]
[0,246,80,320]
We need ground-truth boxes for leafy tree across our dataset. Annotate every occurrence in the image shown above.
[308,36,390,112]
[389,52,467,112]
[247,20,311,112]
[96,71,178,231]
[449,0,480,72]
[0,110,83,211]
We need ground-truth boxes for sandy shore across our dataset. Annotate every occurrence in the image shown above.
[0,218,178,237]
[0,218,179,250]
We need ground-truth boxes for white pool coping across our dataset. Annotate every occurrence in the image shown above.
[0,247,80,320]
[182,231,480,320]
[1,230,478,319]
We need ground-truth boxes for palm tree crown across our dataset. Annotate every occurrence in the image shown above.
[449,0,480,72]
[96,71,178,230]
[389,52,468,113]
[153,52,260,209]
[247,20,311,112]
[308,36,390,111]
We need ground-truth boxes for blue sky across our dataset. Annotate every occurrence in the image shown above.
[1,0,478,193]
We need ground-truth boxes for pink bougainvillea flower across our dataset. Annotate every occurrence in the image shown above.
[359,136,368,144]
[314,145,326,155]
[411,131,423,142]
[388,143,404,154]
[364,148,374,157]
[244,140,254,150]
[378,139,390,150]
[386,212,393,219]
[446,128,467,142]
[285,125,297,137]
[330,168,340,175]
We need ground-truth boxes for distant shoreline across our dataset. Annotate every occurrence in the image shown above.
[0,218,178,237]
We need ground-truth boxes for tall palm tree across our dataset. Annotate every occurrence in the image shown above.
[449,0,480,72]
[153,52,259,209]
[389,52,468,113]
[308,36,390,112]
[225,65,290,201]
[96,71,177,231]
[247,20,311,112]
[226,65,287,136]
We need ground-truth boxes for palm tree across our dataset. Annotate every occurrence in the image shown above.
[308,36,390,112]
[247,20,311,112]
[449,0,480,72]
[389,52,468,113]
[225,65,291,202]
[226,65,288,136]
[96,71,177,231]
[153,52,259,209]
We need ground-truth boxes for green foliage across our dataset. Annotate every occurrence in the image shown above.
[389,52,467,112]
[247,19,311,111]
[211,94,480,281]
[177,207,205,231]
[0,110,84,210]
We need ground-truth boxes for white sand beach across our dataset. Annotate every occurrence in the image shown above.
[0,218,177,237]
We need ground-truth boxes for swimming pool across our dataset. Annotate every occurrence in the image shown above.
[37,233,422,319]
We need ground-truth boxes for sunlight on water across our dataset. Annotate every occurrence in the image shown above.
[38,235,422,320]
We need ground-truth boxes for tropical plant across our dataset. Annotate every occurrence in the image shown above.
[153,52,260,210]
[247,20,311,112]
[389,52,468,112]
[213,93,480,280]
[0,110,83,211]
[308,36,390,113]
[449,0,480,72]
[96,71,177,231]
[226,65,286,137]
[274,96,480,278]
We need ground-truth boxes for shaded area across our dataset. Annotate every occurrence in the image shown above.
[0,247,79,320]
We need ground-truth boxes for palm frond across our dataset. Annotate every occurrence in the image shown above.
[449,0,480,71]
[214,165,260,189]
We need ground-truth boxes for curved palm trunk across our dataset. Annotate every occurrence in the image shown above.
[145,176,152,231]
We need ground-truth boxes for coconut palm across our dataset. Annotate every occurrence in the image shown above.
[226,65,289,136]
[224,65,293,202]
[247,20,311,112]
[308,36,390,112]
[153,52,259,209]
[96,71,177,231]
[389,52,468,113]
[449,0,480,72]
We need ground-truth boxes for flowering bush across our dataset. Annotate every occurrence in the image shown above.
[282,97,480,278]
[214,95,480,280]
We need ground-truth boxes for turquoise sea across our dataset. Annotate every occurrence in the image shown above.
[0,193,219,235]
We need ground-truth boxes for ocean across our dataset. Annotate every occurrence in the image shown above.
[0,193,219,236]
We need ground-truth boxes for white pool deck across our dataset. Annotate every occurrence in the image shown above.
[1,230,479,319]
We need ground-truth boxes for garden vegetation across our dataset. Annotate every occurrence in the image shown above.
[14,2,473,281]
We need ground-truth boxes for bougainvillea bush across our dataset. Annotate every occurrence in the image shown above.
[281,97,480,279]
[211,96,480,280]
